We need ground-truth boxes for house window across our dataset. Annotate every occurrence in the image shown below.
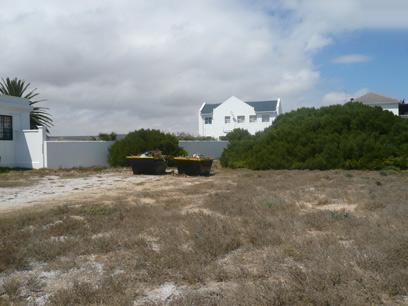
[262,114,270,122]
[249,115,257,123]
[237,116,245,123]
[225,116,230,124]
[205,117,212,124]
[0,115,13,140]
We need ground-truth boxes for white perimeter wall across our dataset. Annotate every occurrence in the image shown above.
[45,141,114,169]
[16,127,46,168]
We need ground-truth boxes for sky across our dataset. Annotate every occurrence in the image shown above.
[0,0,407,135]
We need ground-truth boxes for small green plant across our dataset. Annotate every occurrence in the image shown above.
[330,210,351,220]
[264,196,287,210]
[26,274,45,293]
[379,165,400,176]
[265,202,273,209]
[381,165,401,172]
[81,204,116,216]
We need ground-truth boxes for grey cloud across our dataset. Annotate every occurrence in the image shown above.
[1,0,407,135]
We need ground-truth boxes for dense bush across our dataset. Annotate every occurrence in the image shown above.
[221,102,408,170]
[220,128,252,142]
[219,129,255,168]
[108,129,185,166]
[176,132,216,141]
[98,132,117,141]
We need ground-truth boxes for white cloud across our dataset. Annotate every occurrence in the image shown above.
[332,54,372,64]
[0,0,407,135]
[322,89,369,106]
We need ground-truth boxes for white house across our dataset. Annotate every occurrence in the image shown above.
[356,92,401,116]
[198,96,282,139]
[0,95,112,169]
[0,95,42,168]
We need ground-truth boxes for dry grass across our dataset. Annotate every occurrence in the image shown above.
[0,168,407,305]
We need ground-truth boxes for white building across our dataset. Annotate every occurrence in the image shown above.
[198,96,282,139]
[0,95,41,168]
[0,95,112,169]
[356,92,401,116]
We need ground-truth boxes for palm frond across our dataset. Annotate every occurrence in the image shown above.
[0,77,53,133]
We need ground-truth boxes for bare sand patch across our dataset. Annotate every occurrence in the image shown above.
[0,172,160,213]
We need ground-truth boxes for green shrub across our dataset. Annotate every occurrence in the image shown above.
[98,132,117,141]
[220,128,252,142]
[219,129,255,168]
[220,138,255,168]
[176,132,216,141]
[221,103,408,170]
[108,129,185,166]
[80,204,116,216]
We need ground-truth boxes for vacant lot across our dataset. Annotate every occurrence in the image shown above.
[0,167,407,305]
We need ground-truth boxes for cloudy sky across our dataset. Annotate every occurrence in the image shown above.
[1,0,407,135]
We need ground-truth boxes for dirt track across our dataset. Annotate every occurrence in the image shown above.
[0,169,229,214]
[0,171,161,213]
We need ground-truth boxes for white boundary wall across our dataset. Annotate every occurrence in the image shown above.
[3,126,114,169]
[5,129,230,169]
[45,141,114,169]
[16,127,46,168]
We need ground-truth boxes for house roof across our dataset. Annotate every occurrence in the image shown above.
[201,103,221,114]
[356,92,400,105]
[246,100,278,112]
[200,99,278,114]
[0,95,32,111]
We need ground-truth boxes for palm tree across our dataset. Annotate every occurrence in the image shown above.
[0,77,53,131]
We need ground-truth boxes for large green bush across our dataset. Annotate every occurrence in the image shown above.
[221,102,408,170]
[220,128,252,142]
[176,132,216,141]
[108,129,185,166]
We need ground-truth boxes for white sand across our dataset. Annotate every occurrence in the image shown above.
[0,173,157,212]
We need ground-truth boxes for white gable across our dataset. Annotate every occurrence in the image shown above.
[214,96,255,119]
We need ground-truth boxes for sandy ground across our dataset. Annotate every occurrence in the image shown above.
[0,172,162,213]
[0,169,407,305]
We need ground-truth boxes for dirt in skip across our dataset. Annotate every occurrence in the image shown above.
[0,168,407,305]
